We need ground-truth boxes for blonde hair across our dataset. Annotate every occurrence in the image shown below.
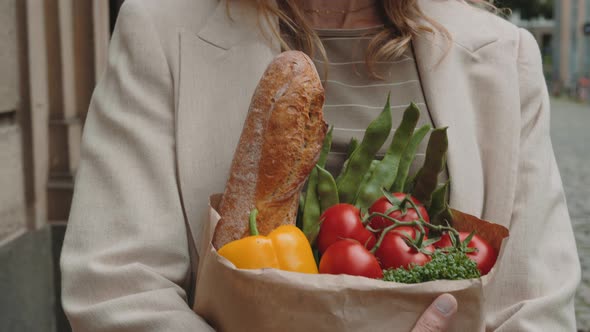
[247,0,497,78]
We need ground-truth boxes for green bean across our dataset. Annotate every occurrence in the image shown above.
[302,127,333,244]
[318,126,333,168]
[316,165,339,213]
[296,192,305,229]
[337,95,392,204]
[428,181,451,226]
[313,248,320,266]
[391,124,431,192]
[336,137,360,183]
[302,169,321,244]
[404,167,420,193]
[354,159,379,203]
[355,103,420,209]
[345,137,359,160]
[412,127,448,206]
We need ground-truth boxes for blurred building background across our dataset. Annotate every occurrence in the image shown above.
[1,1,123,331]
[505,0,590,99]
[0,1,588,331]
[553,0,590,100]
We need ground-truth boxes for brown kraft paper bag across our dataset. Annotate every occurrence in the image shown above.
[193,194,509,332]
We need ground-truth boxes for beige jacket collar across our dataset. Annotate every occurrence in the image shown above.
[197,0,279,51]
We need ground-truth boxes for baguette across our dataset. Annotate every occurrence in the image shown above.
[213,51,327,249]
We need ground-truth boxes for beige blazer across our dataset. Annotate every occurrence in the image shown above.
[60,0,580,330]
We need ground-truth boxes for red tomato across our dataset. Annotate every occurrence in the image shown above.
[368,193,430,234]
[317,204,377,254]
[436,232,497,275]
[374,230,433,270]
[319,239,383,279]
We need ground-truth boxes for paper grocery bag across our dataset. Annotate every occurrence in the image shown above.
[193,194,509,332]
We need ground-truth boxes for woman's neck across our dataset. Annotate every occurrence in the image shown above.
[300,0,383,29]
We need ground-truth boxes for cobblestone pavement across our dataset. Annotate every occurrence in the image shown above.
[549,98,590,330]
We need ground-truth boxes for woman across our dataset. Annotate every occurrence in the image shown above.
[60,0,580,331]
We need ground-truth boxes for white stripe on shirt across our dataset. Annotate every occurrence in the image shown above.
[324,103,426,109]
[313,58,414,65]
[323,79,419,88]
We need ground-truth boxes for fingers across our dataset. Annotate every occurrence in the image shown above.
[411,293,458,332]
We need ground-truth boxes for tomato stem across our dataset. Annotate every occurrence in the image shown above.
[371,223,398,254]
[360,207,371,226]
[249,209,260,236]
[367,212,427,235]
[404,197,427,223]
[382,190,403,210]
[366,211,462,243]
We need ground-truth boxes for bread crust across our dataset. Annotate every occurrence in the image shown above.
[213,51,326,249]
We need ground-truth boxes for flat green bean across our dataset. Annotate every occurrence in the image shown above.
[404,167,420,193]
[412,127,448,206]
[354,159,379,203]
[428,180,451,226]
[355,103,420,208]
[337,96,392,204]
[336,137,360,183]
[302,127,333,244]
[316,165,339,213]
[318,126,333,167]
[296,192,305,229]
[345,137,359,160]
[391,124,431,192]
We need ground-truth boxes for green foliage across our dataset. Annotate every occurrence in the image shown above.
[382,249,481,283]
[498,0,554,19]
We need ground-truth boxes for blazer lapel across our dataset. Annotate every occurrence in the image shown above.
[412,30,486,218]
[196,0,280,51]
[175,0,278,253]
[413,0,519,227]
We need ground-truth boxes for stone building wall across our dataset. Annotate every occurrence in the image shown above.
[0,1,56,331]
[0,0,26,244]
[0,1,121,330]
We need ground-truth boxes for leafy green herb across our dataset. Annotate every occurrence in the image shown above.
[382,249,480,283]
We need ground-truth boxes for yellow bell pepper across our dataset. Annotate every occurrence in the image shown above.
[217,209,318,274]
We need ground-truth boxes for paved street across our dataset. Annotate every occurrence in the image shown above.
[549,98,590,330]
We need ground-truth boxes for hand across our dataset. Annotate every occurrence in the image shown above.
[411,294,458,332]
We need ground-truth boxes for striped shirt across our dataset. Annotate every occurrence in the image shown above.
[313,27,448,186]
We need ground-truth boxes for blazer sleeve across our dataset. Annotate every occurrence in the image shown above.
[59,2,214,331]
[485,28,581,331]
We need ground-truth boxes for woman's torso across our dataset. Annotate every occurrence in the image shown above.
[311,27,448,185]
